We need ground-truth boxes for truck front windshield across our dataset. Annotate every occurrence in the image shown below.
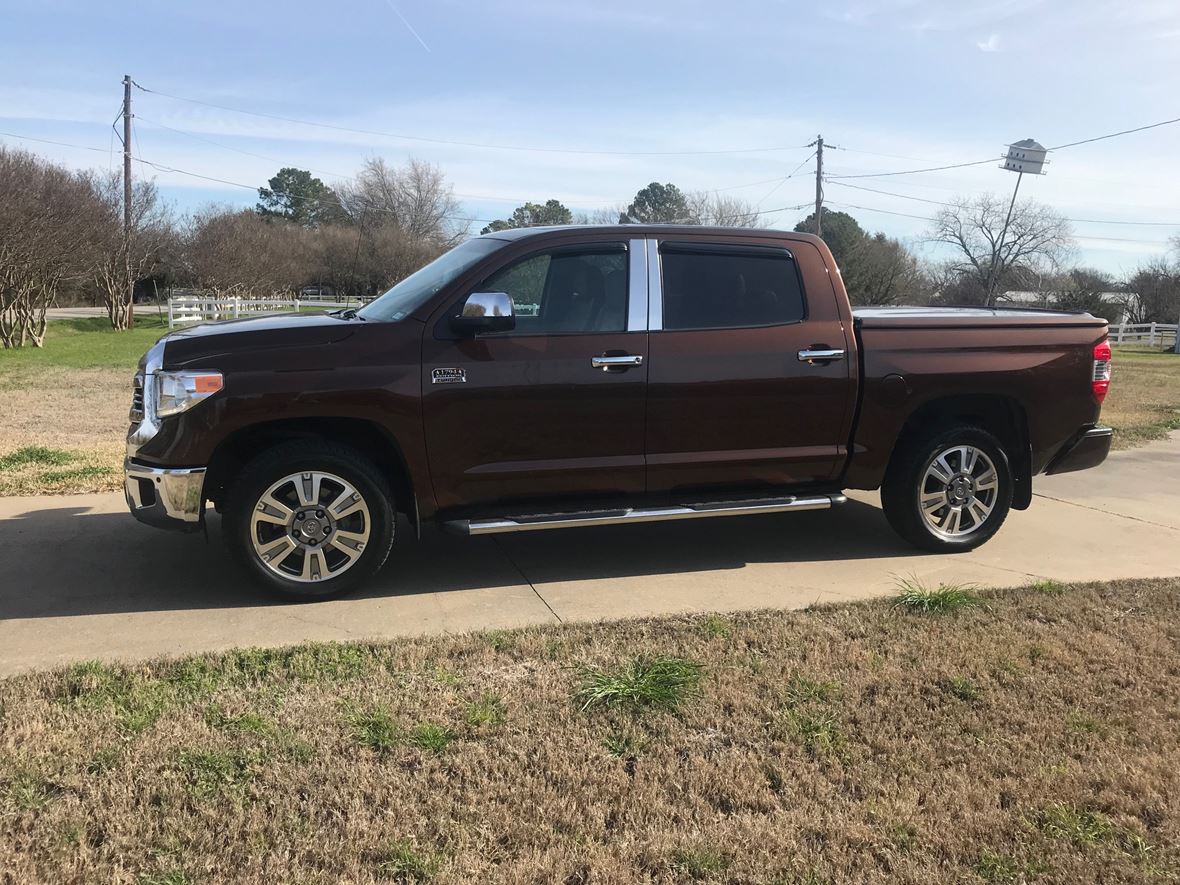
[358,237,506,322]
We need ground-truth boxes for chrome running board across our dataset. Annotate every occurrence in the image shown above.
[445,494,846,536]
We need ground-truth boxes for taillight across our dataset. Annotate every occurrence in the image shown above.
[1092,339,1112,404]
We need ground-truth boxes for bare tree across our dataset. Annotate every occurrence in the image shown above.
[929,194,1074,307]
[85,172,174,329]
[0,148,105,347]
[1125,258,1179,324]
[686,192,769,227]
[843,234,925,305]
[185,207,312,297]
[339,158,467,247]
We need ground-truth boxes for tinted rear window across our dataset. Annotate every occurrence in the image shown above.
[661,248,804,330]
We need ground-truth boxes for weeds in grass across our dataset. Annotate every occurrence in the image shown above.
[783,673,839,706]
[39,464,112,483]
[1,768,59,813]
[86,746,121,775]
[54,661,171,734]
[602,726,647,758]
[974,850,1048,883]
[464,694,505,728]
[696,615,733,639]
[1027,644,1046,663]
[1033,802,1112,845]
[407,723,455,754]
[893,578,979,613]
[943,676,983,703]
[378,840,440,881]
[346,708,401,753]
[575,655,702,712]
[176,748,262,799]
[784,709,844,756]
[480,630,513,652]
[432,665,462,686]
[1065,710,1103,736]
[0,445,72,470]
[1029,579,1067,595]
[137,869,193,885]
[671,846,729,879]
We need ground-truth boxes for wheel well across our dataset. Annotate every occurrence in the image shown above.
[205,418,418,528]
[891,395,1033,510]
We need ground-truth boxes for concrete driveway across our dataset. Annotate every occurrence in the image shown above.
[2,433,1178,675]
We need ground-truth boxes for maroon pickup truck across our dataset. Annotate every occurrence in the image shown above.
[125,226,1113,599]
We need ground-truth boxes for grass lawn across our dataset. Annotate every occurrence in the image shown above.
[1103,347,1180,449]
[2,578,1178,883]
[0,319,1178,495]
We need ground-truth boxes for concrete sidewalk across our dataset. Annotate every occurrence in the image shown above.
[2,433,1177,675]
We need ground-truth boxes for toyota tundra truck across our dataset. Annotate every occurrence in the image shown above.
[124,225,1114,599]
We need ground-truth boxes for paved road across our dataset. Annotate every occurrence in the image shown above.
[2,433,1178,674]
[44,307,111,319]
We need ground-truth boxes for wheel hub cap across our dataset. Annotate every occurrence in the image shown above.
[250,471,371,582]
[918,445,999,539]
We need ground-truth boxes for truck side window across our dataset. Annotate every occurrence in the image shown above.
[661,248,804,330]
[478,249,628,334]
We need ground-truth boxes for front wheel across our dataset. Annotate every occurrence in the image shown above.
[222,441,395,600]
[881,426,1013,552]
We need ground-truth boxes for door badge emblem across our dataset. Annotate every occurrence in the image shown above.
[432,367,466,384]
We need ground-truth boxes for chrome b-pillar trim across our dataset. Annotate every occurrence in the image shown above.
[645,238,663,331]
[626,238,648,332]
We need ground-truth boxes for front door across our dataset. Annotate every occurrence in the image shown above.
[644,237,855,495]
[421,239,648,512]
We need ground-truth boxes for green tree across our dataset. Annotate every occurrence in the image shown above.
[793,208,866,269]
[256,167,342,227]
[619,182,696,224]
[481,199,572,234]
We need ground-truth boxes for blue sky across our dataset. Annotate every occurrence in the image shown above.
[2,0,1179,276]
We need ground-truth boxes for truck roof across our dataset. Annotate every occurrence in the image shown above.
[479,224,820,243]
[854,305,1108,328]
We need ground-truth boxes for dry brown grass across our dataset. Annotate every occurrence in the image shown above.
[2,578,1178,883]
[1103,348,1180,449]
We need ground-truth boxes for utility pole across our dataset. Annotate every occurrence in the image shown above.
[122,75,132,238]
[813,134,824,237]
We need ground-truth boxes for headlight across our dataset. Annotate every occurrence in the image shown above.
[155,371,224,417]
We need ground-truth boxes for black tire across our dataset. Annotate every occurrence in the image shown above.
[881,425,1012,553]
[222,440,395,600]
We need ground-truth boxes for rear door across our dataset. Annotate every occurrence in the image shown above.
[421,238,649,512]
[644,236,854,494]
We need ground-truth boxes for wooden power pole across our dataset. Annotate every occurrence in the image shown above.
[813,134,824,238]
[122,75,132,238]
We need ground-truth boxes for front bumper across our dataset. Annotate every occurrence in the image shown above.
[1045,426,1113,475]
[124,460,206,531]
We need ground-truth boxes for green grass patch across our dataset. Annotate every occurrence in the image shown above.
[175,748,263,799]
[0,446,73,470]
[783,708,845,756]
[1032,802,1112,846]
[1029,579,1067,595]
[0,315,169,371]
[575,655,702,712]
[38,464,113,483]
[783,672,840,707]
[346,707,401,754]
[54,661,173,734]
[671,846,729,879]
[602,726,647,758]
[943,675,983,703]
[695,614,733,639]
[974,850,1048,883]
[0,767,60,813]
[463,694,505,728]
[378,840,440,881]
[406,722,455,754]
[894,579,980,613]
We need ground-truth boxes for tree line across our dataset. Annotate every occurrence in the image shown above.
[1,144,1177,348]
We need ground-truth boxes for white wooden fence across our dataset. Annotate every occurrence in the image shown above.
[167,296,357,328]
[1108,321,1178,348]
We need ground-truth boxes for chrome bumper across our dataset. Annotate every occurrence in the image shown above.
[124,460,206,531]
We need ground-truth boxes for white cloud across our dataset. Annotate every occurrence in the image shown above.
[976,32,1001,51]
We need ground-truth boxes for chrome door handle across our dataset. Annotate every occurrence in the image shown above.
[592,354,644,369]
[798,348,845,363]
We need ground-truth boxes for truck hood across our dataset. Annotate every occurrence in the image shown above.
[163,312,361,369]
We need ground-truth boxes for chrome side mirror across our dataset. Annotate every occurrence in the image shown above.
[451,291,515,335]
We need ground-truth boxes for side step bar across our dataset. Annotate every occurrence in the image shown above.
[445,494,847,536]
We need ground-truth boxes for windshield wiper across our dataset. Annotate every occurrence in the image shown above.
[328,308,366,320]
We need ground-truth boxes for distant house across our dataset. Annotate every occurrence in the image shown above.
[998,290,1130,323]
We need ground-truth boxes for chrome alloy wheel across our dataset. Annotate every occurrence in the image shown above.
[917,445,999,539]
[249,471,371,583]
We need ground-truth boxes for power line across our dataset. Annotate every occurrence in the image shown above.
[826,179,1180,227]
[757,151,815,206]
[825,157,998,180]
[132,80,814,158]
[0,130,111,154]
[1047,115,1180,151]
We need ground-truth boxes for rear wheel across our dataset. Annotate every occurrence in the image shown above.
[223,441,395,600]
[881,425,1012,552]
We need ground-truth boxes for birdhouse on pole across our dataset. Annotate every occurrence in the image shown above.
[1001,138,1048,175]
